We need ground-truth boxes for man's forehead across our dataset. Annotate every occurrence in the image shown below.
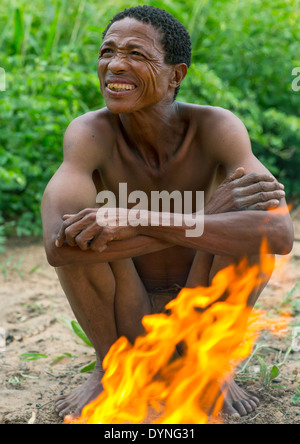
[103,18,164,53]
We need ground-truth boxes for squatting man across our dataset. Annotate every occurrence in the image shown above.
[42,6,294,420]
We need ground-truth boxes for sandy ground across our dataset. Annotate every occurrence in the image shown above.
[0,216,300,425]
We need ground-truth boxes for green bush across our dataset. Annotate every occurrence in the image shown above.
[0,0,299,245]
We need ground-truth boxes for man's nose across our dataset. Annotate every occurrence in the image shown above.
[108,54,129,73]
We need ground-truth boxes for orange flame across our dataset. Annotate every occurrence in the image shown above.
[65,241,290,424]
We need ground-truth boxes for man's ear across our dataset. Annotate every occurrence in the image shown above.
[169,63,188,89]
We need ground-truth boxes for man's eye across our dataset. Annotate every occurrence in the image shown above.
[132,51,144,57]
[100,48,113,56]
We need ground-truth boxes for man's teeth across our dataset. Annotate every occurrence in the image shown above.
[107,83,136,91]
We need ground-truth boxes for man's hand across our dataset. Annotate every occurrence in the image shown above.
[55,207,139,252]
[206,168,286,215]
[55,169,286,253]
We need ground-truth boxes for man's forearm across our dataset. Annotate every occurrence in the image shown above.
[47,234,173,267]
[139,210,293,256]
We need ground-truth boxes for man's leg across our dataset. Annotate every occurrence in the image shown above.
[186,251,274,417]
[54,262,117,417]
[54,259,150,418]
[110,259,152,343]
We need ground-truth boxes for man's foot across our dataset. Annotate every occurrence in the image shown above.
[222,378,260,417]
[55,369,104,419]
[55,371,258,420]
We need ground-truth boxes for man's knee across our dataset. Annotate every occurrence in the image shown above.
[208,254,274,307]
[208,254,274,285]
[208,255,239,285]
[56,262,116,298]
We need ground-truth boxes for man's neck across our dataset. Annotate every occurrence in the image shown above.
[119,101,186,170]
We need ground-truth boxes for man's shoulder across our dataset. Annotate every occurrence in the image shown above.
[63,108,118,160]
[182,102,248,150]
[65,108,116,141]
[62,108,118,168]
[180,102,242,129]
[180,102,250,166]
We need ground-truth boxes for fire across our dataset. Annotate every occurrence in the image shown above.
[65,241,290,424]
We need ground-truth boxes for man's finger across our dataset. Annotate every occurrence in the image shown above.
[91,229,114,252]
[236,173,276,188]
[56,220,75,247]
[56,213,89,247]
[236,189,285,208]
[236,181,285,197]
[75,224,100,250]
[56,225,66,248]
[62,213,86,224]
[228,167,245,182]
[247,200,280,211]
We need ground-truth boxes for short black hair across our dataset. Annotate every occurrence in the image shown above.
[102,5,192,100]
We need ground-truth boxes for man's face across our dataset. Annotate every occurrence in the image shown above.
[97,18,176,114]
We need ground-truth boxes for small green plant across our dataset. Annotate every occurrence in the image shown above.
[8,376,22,386]
[20,351,76,368]
[0,254,25,277]
[20,352,49,361]
[291,388,300,405]
[71,320,96,373]
[61,316,96,373]
[237,342,293,387]
[70,320,93,348]
[255,355,280,386]
[20,317,94,370]
[50,352,74,366]
[281,283,300,315]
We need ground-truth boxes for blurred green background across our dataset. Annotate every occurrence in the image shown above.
[0,0,299,248]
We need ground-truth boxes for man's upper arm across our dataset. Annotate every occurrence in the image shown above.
[41,117,104,248]
[208,108,293,233]
[209,108,271,178]
[210,109,289,207]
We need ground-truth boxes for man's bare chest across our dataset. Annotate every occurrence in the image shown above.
[98,141,219,209]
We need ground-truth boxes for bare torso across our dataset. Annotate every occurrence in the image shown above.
[88,102,226,289]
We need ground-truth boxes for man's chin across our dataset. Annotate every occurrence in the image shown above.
[105,103,134,114]
[104,99,140,115]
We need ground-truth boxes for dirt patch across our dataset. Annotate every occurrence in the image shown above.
[0,238,95,424]
[0,222,300,424]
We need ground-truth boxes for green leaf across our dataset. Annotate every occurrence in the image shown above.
[50,352,73,366]
[29,265,41,274]
[13,8,24,55]
[255,355,268,383]
[20,353,48,361]
[291,390,300,405]
[269,365,280,381]
[80,361,96,373]
[71,321,93,347]
[43,1,61,58]
[60,315,72,330]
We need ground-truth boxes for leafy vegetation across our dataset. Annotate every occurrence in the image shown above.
[0,0,299,245]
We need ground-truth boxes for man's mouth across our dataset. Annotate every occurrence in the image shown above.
[107,83,137,92]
